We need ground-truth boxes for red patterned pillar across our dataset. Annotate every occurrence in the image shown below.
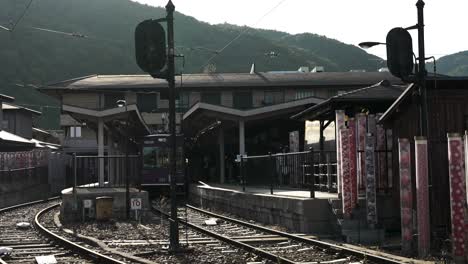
[386,129,394,188]
[348,118,358,207]
[398,138,413,255]
[335,110,346,196]
[376,114,386,191]
[447,133,467,263]
[415,136,430,258]
[365,133,377,228]
[356,113,367,194]
[340,128,352,218]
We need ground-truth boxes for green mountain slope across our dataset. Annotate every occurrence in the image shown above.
[0,0,385,128]
[428,51,468,76]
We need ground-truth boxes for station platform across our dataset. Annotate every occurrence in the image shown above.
[200,183,338,199]
[189,183,340,235]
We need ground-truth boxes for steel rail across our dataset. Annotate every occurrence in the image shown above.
[0,196,60,212]
[34,203,126,264]
[151,206,295,264]
[186,204,403,264]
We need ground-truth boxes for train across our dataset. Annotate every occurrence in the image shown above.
[140,134,186,188]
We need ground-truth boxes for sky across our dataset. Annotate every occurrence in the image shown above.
[133,0,468,60]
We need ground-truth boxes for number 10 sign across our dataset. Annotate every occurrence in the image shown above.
[130,198,142,210]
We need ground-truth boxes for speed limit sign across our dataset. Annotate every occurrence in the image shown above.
[130,198,142,210]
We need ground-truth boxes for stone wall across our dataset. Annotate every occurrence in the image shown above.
[189,185,337,234]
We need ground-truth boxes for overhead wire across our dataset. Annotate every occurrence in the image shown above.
[189,0,288,74]
[10,0,33,32]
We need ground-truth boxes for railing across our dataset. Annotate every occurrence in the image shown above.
[237,149,337,197]
[73,155,141,189]
[0,166,48,192]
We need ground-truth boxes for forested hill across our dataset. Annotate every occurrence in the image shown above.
[427,51,468,76]
[0,0,387,128]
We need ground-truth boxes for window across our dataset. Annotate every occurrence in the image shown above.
[264,91,284,105]
[104,94,124,109]
[295,90,316,100]
[176,92,189,110]
[69,126,82,138]
[137,93,158,113]
[201,92,221,105]
[233,91,252,109]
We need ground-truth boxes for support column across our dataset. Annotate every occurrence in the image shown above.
[356,113,367,194]
[98,118,105,186]
[340,128,352,218]
[348,118,357,208]
[239,120,245,155]
[365,133,377,228]
[335,110,345,196]
[218,128,225,184]
[415,136,430,258]
[398,138,413,255]
[108,131,114,185]
[447,133,466,263]
[319,120,324,152]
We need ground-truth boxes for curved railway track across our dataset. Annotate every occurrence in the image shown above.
[0,198,125,264]
[153,203,406,264]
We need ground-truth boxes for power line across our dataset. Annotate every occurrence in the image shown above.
[10,0,33,32]
[0,24,11,32]
[193,0,288,73]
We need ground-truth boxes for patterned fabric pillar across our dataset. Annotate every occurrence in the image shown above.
[465,131,468,208]
[375,114,386,191]
[348,118,358,207]
[367,114,376,137]
[386,129,394,188]
[335,110,346,196]
[340,128,352,218]
[356,113,367,193]
[365,133,377,228]
[398,138,413,255]
[447,133,467,263]
[415,136,430,258]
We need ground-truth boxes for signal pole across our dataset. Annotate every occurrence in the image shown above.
[416,0,428,137]
[166,0,180,252]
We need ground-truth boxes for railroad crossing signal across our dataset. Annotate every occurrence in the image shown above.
[386,27,414,79]
[135,19,167,78]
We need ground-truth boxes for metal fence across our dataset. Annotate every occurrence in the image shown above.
[238,150,337,197]
[0,166,48,193]
[73,155,141,189]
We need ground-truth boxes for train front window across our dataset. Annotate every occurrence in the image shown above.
[143,147,169,168]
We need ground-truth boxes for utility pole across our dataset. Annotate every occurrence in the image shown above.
[416,0,428,137]
[166,0,180,252]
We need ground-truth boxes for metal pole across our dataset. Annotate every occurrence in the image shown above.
[416,0,428,137]
[309,148,315,198]
[240,155,245,192]
[269,152,273,195]
[125,104,130,219]
[166,0,179,251]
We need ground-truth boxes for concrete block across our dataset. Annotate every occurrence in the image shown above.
[60,187,149,223]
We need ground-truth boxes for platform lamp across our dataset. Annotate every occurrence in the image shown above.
[117,99,130,219]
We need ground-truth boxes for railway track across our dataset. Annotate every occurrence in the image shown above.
[152,203,405,264]
[0,198,125,264]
